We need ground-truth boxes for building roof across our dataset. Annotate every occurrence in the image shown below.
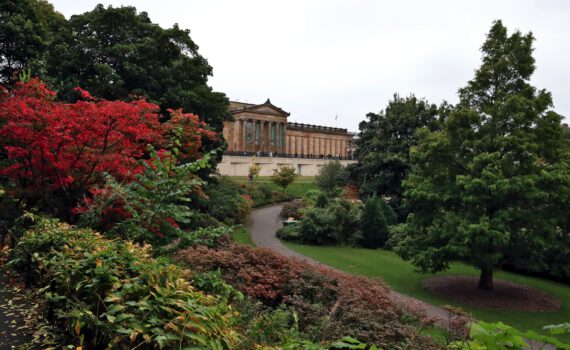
[229,99,290,117]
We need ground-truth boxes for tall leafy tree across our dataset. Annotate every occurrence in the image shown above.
[396,20,570,290]
[349,94,443,219]
[46,5,229,130]
[0,0,66,84]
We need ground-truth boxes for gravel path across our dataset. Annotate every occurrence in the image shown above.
[246,204,451,322]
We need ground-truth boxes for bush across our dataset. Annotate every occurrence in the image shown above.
[315,161,348,195]
[295,198,361,245]
[10,214,240,349]
[276,224,301,241]
[360,196,397,248]
[199,177,251,225]
[280,199,307,220]
[175,243,440,349]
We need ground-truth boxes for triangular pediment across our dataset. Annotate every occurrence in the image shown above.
[230,99,290,117]
[247,105,288,116]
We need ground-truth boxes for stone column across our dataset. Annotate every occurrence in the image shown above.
[238,119,245,152]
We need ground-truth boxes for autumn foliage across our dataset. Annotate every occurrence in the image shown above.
[0,79,215,217]
[175,243,441,349]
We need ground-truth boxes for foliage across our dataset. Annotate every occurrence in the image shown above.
[280,199,307,220]
[315,161,349,195]
[0,79,163,217]
[271,166,297,193]
[197,177,252,225]
[248,160,261,182]
[0,0,66,85]
[78,138,214,243]
[9,214,240,349]
[450,321,570,350]
[292,198,362,245]
[283,242,570,336]
[395,20,570,290]
[348,94,443,219]
[175,242,439,349]
[360,196,396,248]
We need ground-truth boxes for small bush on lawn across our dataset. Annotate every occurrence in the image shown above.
[175,243,441,349]
[10,214,240,349]
[276,224,302,241]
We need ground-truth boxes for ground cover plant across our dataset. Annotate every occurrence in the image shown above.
[9,214,241,349]
[175,242,443,349]
[283,243,570,341]
[226,176,317,207]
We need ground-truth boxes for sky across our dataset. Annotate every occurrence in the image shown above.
[49,0,570,132]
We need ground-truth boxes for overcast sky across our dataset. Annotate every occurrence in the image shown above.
[50,0,569,132]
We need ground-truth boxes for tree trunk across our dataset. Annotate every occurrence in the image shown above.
[477,267,494,291]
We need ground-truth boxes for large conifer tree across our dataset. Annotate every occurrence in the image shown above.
[396,20,570,290]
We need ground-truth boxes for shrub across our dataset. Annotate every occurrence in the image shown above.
[295,198,361,245]
[199,177,251,225]
[280,199,307,220]
[360,196,397,248]
[9,214,240,349]
[276,224,301,241]
[315,161,348,195]
[271,166,297,193]
[78,142,213,243]
[0,80,216,219]
[175,243,440,349]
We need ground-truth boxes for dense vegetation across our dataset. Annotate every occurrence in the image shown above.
[395,20,570,289]
[2,1,570,348]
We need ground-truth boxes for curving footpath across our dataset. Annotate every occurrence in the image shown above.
[246,204,451,322]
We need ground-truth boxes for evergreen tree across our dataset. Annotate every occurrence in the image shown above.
[360,196,396,248]
[396,20,570,290]
[348,94,444,219]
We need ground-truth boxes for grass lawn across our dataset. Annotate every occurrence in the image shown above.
[230,176,317,205]
[232,226,255,246]
[284,243,570,338]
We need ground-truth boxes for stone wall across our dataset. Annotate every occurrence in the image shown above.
[217,155,357,177]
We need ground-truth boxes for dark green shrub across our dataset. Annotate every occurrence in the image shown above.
[200,177,251,224]
[276,224,301,241]
[360,196,397,248]
[10,214,240,349]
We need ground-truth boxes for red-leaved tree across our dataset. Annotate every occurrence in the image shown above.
[0,79,165,217]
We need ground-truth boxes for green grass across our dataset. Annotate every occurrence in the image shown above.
[230,176,317,206]
[232,226,255,246]
[284,243,570,337]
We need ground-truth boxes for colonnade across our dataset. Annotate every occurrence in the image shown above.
[285,134,348,158]
[228,118,287,154]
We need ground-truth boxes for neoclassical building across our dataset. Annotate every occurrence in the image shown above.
[218,99,357,176]
[222,99,356,159]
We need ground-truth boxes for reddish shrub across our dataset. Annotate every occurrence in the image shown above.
[175,243,442,349]
[0,79,162,215]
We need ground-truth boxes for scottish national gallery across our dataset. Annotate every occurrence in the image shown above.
[218,99,357,176]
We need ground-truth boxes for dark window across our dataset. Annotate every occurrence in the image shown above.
[246,121,253,144]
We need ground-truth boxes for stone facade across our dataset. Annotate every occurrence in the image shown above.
[222,99,356,159]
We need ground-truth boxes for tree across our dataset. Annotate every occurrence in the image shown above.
[0,0,67,85]
[0,79,215,219]
[348,94,444,219]
[360,196,396,248]
[47,5,229,130]
[315,160,348,194]
[271,166,297,193]
[395,20,570,290]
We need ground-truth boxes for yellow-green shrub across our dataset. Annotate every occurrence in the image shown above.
[10,214,240,349]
